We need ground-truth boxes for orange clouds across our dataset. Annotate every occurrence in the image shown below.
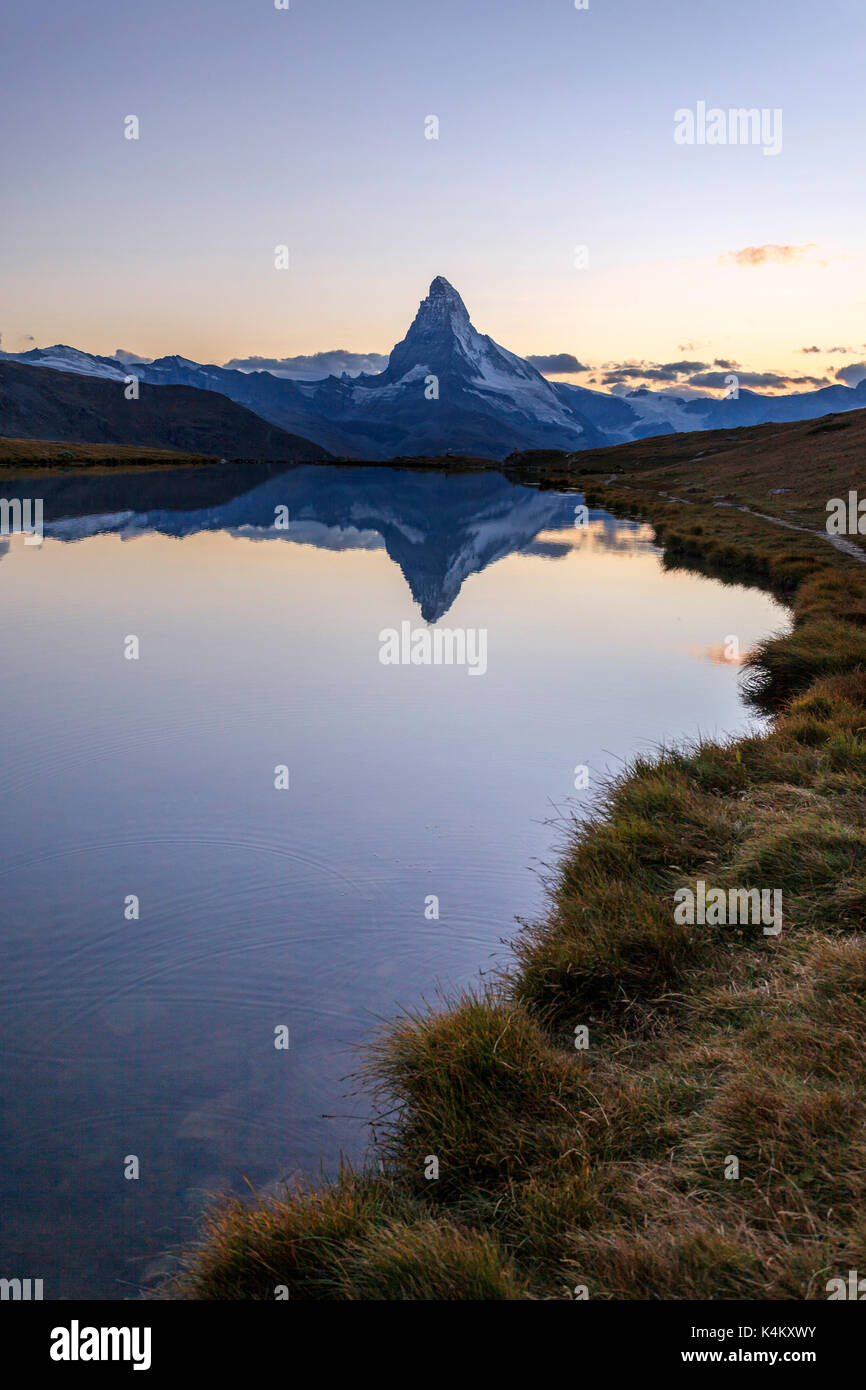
[720,243,818,267]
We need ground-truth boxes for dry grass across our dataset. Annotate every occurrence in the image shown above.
[0,435,219,469]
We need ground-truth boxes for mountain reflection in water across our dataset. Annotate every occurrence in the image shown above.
[2,462,650,621]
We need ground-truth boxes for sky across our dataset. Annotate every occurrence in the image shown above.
[2,0,865,394]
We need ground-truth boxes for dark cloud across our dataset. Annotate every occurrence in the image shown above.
[600,355,831,393]
[798,344,853,355]
[665,360,712,374]
[688,370,830,390]
[601,366,683,384]
[526,352,588,374]
[599,358,722,386]
[223,350,389,379]
[835,362,866,387]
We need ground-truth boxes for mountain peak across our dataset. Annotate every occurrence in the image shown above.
[382,277,474,380]
[428,274,463,302]
[417,276,471,326]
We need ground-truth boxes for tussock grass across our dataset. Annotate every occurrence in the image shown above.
[170,429,866,1300]
[363,993,587,1197]
[163,1173,421,1300]
[338,1219,528,1300]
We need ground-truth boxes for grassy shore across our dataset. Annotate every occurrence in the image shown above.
[167,410,866,1300]
[0,435,498,473]
[0,436,221,471]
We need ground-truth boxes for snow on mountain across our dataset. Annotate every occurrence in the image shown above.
[619,388,698,437]
[372,276,583,431]
[1,345,128,380]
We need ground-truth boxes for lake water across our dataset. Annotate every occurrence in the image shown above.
[0,462,787,1298]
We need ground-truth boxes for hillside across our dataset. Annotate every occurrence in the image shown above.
[0,361,330,463]
[0,436,219,467]
[504,408,866,574]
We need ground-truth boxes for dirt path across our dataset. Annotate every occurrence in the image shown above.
[725,501,866,564]
[603,475,866,565]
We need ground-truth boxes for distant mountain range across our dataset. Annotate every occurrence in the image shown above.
[4,276,866,460]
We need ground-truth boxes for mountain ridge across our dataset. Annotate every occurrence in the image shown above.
[4,278,866,460]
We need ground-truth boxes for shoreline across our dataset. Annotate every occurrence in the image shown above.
[16,414,864,1301]
[164,412,866,1299]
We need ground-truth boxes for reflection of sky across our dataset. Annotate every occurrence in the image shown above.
[0,509,787,1298]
